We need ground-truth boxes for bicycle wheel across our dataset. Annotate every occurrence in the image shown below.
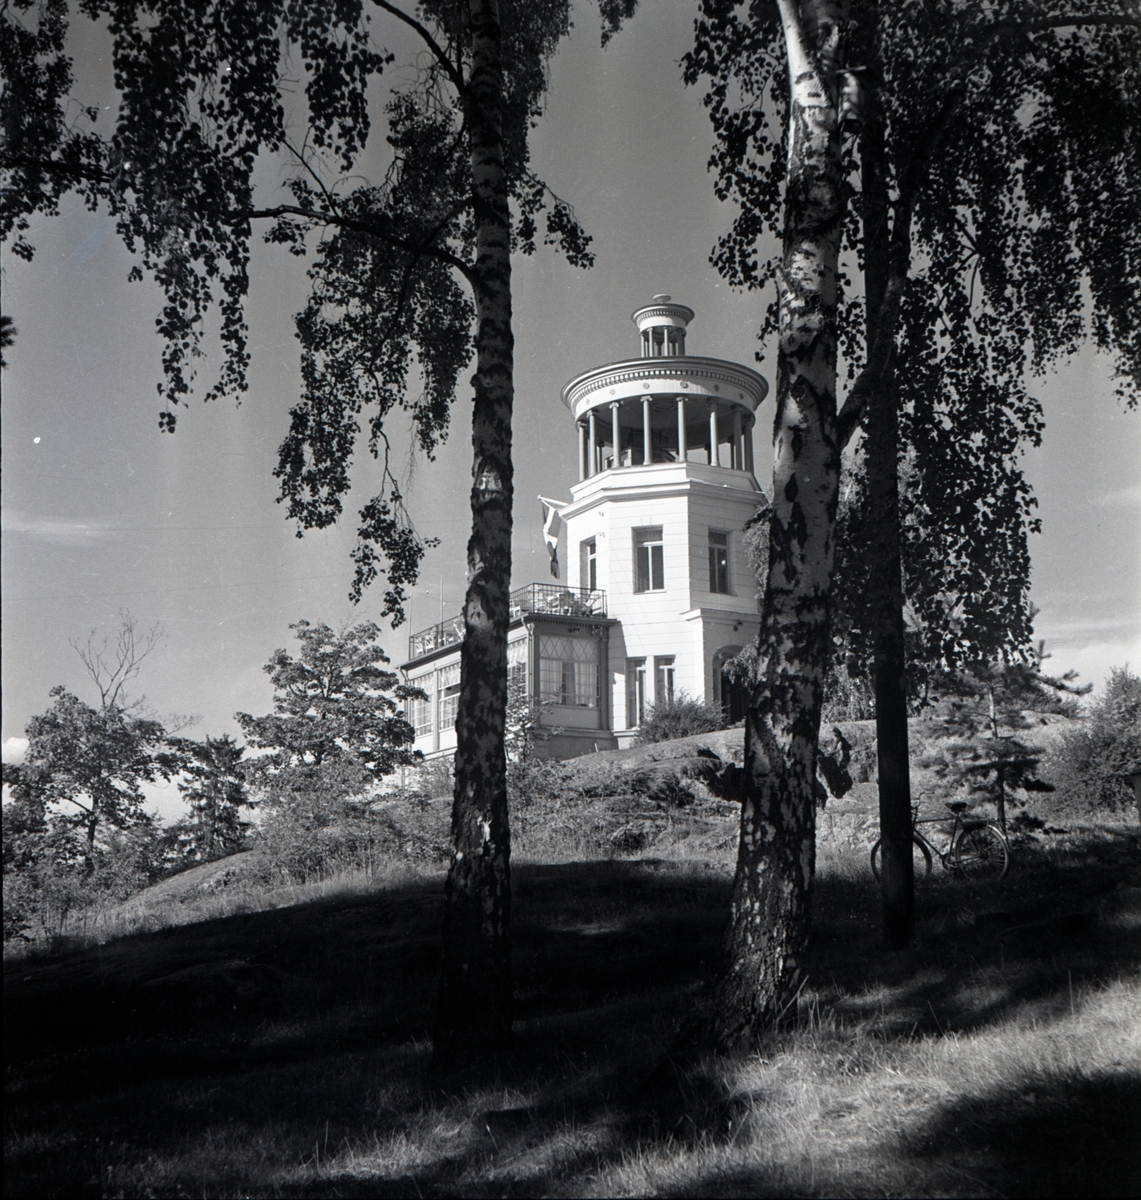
[870,836,933,882]
[952,823,1009,881]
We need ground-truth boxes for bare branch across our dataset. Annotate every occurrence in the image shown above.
[280,136,343,218]
[371,0,467,93]
[69,611,162,710]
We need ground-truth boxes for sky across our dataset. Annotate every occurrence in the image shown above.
[3,2,1139,822]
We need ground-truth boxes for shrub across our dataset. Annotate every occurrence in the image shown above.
[1046,666,1141,818]
[634,693,728,745]
[2,816,163,944]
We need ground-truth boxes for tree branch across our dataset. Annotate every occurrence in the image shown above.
[990,11,1141,37]
[281,135,342,218]
[0,155,108,184]
[70,612,162,711]
[241,203,477,284]
[371,0,467,93]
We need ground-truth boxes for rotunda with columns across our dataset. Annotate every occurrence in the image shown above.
[563,296,765,480]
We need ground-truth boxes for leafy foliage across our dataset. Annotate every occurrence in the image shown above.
[0,0,106,264]
[2,687,183,856]
[235,620,423,877]
[253,761,370,881]
[1,0,593,615]
[504,678,562,809]
[169,734,252,863]
[1048,666,1141,817]
[914,652,1089,826]
[237,620,421,787]
[633,693,729,745]
[2,815,162,943]
[685,0,1141,680]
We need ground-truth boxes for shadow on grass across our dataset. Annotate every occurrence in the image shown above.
[900,1070,1141,1198]
[810,823,1141,1036]
[4,828,1139,1198]
[4,861,735,1198]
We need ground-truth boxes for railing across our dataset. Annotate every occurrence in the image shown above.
[509,583,607,620]
[407,614,466,661]
[407,584,607,660]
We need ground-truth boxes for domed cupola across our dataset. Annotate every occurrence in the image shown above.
[633,294,695,357]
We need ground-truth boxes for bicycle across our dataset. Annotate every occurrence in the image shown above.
[870,799,1010,882]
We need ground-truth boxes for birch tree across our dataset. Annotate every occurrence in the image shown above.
[1,0,596,1065]
[682,0,1140,1038]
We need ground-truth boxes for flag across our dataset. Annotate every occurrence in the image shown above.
[538,496,565,578]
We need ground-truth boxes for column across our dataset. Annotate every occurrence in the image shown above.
[745,415,755,475]
[709,404,719,467]
[577,421,587,481]
[677,396,687,462]
[642,395,652,465]
[528,623,540,712]
[611,401,621,468]
[588,409,597,477]
[733,409,743,470]
[596,628,609,733]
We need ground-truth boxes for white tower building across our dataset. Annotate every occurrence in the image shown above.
[400,297,768,759]
[559,296,768,745]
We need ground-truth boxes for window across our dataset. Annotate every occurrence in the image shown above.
[539,635,599,707]
[507,638,528,696]
[438,661,461,731]
[634,526,664,592]
[410,676,434,738]
[654,656,675,707]
[581,538,597,592]
[626,658,647,727]
[708,530,730,594]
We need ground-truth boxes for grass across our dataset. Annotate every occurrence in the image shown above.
[4,815,1140,1198]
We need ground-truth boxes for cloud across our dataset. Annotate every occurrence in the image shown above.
[1,509,121,546]
[1035,633,1141,696]
[71,222,113,264]
[1087,483,1141,509]
[2,737,29,764]
[1034,616,1141,636]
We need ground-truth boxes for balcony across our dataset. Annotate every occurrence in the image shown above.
[407,613,466,661]
[510,582,607,620]
[407,583,607,661]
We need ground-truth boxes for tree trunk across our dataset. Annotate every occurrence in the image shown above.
[81,794,102,876]
[994,763,1007,834]
[433,0,515,1069]
[865,369,914,947]
[860,67,914,950]
[715,0,845,1045]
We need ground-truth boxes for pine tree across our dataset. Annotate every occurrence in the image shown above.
[173,734,251,862]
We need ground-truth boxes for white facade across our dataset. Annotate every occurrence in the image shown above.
[401,296,768,758]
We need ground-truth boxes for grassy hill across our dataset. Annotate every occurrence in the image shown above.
[5,736,1140,1200]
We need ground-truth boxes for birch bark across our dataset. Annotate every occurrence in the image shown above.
[433,0,515,1067]
[716,0,845,1044]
